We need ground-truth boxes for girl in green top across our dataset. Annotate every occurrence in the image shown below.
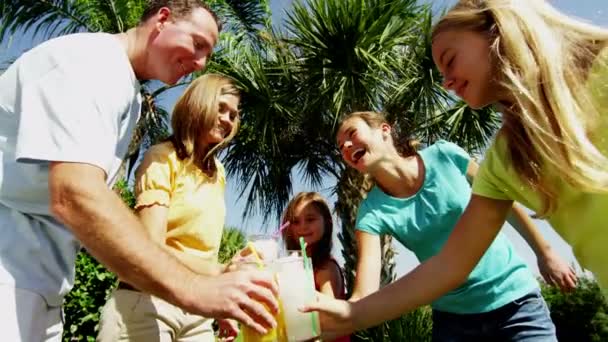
[304,0,608,339]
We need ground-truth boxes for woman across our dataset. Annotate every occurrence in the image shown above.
[337,111,570,341]
[98,74,242,341]
[304,0,607,339]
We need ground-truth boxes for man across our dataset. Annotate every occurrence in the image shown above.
[0,1,277,340]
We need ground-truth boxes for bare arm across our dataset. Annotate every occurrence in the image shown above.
[468,160,577,291]
[49,162,193,303]
[49,162,278,333]
[305,195,512,338]
[350,195,511,330]
[316,262,344,299]
[137,205,225,276]
[349,231,382,302]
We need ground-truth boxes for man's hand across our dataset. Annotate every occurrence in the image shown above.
[186,269,279,334]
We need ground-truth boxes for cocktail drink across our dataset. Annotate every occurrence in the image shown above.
[247,234,283,261]
[239,240,287,342]
[241,295,286,342]
[275,252,320,342]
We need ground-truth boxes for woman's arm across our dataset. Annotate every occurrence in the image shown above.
[305,195,512,338]
[137,205,225,276]
[468,160,576,291]
[349,231,382,301]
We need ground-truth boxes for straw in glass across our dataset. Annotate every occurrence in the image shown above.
[299,237,319,337]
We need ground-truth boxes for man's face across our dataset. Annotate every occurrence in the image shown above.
[146,7,219,84]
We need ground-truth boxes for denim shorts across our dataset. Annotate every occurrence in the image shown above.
[432,290,557,342]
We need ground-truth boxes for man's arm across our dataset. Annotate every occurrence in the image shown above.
[137,204,226,276]
[49,162,278,333]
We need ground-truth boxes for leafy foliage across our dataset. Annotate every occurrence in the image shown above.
[61,179,134,341]
[354,306,433,342]
[541,277,608,342]
[218,226,247,263]
[62,251,117,342]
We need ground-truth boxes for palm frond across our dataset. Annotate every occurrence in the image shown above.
[0,0,98,42]
[286,0,423,118]
[421,101,502,155]
[213,0,271,44]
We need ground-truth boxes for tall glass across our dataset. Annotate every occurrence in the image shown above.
[240,235,287,342]
[247,234,285,261]
[275,252,320,342]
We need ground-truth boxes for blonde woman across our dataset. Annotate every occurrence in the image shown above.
[304,0,608,339]
[98,74,243,341]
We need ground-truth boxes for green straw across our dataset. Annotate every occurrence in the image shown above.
[299,237,319,337]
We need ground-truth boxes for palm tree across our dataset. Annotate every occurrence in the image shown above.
[216,0,501,296]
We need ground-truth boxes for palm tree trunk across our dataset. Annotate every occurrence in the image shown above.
[334,168,396,295]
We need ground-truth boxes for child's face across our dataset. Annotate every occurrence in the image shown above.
[290,202,325,246]
[432,29,498,109]
[336,117,391,173]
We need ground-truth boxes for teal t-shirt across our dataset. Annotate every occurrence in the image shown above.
[355,140,538,314]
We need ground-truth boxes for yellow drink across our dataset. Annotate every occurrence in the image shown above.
[242,299,287,342]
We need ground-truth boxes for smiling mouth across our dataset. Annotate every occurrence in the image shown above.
[351,148,366,164]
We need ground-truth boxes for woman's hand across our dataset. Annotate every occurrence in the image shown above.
[538,248,578,292]
[301,292,357,340]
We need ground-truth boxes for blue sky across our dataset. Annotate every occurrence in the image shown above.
[1,0,606,277]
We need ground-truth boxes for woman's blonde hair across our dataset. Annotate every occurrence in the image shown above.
[169,73,240,175]
[432,0,608,216]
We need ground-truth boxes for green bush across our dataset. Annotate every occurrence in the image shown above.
[218,227,247,263]
[62,179,134,341]
[354,306,433,342]
[62,251,117,342]
[541,277,608,342]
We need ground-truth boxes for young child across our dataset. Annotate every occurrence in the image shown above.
[282,192,351,342]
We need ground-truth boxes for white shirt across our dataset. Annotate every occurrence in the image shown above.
[0,32,141,306]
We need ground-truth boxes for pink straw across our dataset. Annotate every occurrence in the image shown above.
[272,221,290,238]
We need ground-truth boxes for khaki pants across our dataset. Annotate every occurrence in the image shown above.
[0,284,63,342]
[97,289,215,342]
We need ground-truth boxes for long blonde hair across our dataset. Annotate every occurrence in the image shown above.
[433,0,608,216]
[169,73,240,176]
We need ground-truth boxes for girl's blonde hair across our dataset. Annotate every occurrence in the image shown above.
[433,0,608,216]
[169,73,240,175]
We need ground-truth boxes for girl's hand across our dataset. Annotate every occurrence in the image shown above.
[300,291,357,340]
[538,249,577,292]
[217,318,240,341]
